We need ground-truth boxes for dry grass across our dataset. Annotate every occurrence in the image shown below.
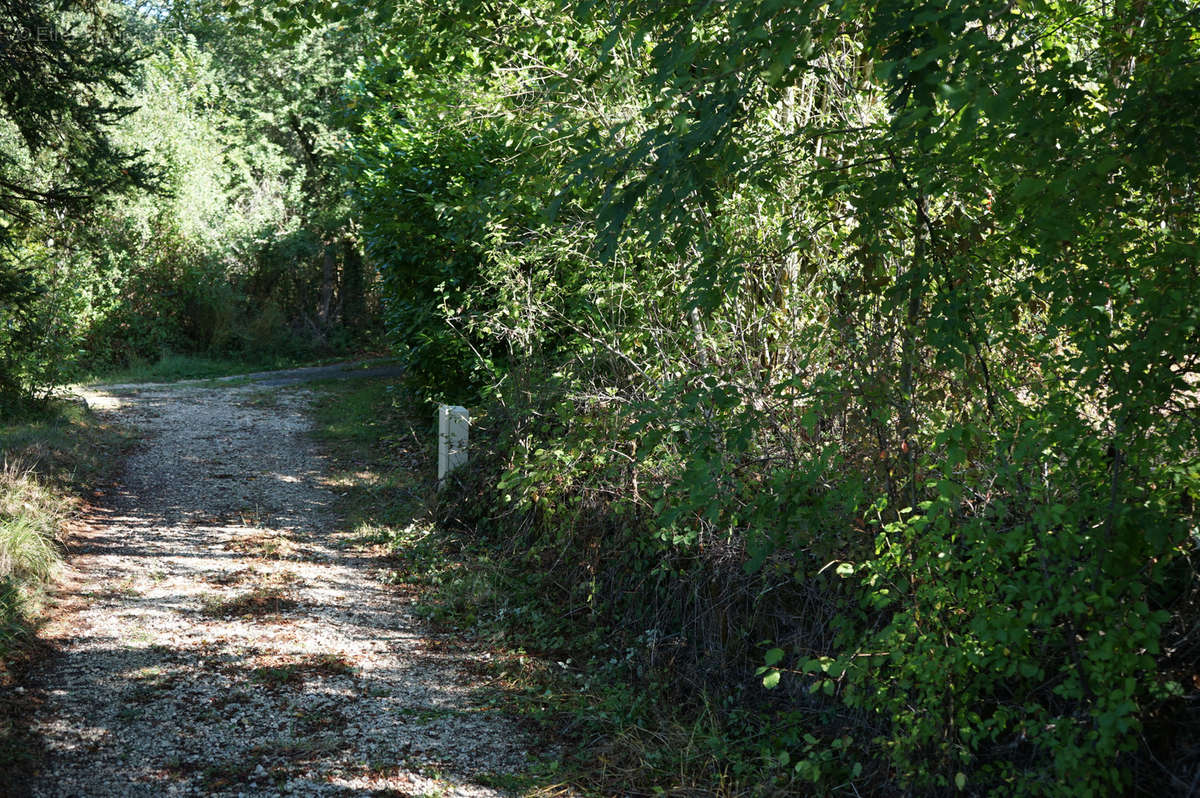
[1,400,132,662]
[1,402,131,794]
[0,460,72,659]
[245,652,358,689]
[200,584,297,618]
[223,530,297,560]
[0,461,68,577]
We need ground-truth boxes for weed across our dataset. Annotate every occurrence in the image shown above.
[293,705,349,734]
[223,530,294,560]
[201,756,260,789]
[0,461,69,662]
[205,568,253,586]
[209,688,253,710]
[238,389,284,409]
[1,400,132,664]
[250,663,302,688]
[249,733,339,762]
[200,585,296,618]
[308,377,784,795]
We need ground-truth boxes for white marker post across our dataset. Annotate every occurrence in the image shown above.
[437,404,469,484]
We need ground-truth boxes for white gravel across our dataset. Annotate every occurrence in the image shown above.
[27,378,529,797]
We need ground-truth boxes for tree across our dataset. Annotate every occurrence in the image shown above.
[166,0,373,334]
[0,0,149,408]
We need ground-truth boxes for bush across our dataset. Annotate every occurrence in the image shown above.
[344,0,1200,793]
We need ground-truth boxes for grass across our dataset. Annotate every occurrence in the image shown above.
[79,352,346,386]
[200,584,296,618]
[0,496,60,656]
[310,378,431,531]
[78,349,403,387]
[0,400,132,661]
[309,378,792,797]
[223,529,295,559]
[247,653,358,689]
[308,379,626,795]
[0,400,130,489]
[0,399,132,794]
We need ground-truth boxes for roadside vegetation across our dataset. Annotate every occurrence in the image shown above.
[311,378,713,795]
[316,1,1198,793]
[0,461,67,659]
[0,1,380,412]
[81,352,377,387]
[0,402,130,661]
[0,401,130,790]
[3,0,1197,794]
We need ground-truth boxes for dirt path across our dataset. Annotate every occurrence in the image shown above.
[25,373,528,797]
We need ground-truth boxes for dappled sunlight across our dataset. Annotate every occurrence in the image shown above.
[24,381,529,797]
[77,390,125,413]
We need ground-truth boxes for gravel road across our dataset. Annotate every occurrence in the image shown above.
[25,370,527,797]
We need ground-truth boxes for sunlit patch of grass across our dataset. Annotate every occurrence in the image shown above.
[223,530,296,560]
[81,353,325,386]
[0,460,70,661]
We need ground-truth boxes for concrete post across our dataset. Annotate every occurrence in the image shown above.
[437,404,469,483]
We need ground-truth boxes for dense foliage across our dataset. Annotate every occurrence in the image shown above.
[0,1,380,413]
[0,0,150,408]
[342,0,1200,793]
[2,0,1197,793]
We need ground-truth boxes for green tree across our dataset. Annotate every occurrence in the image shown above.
[169,0,373,333]
[342,0,1200,791]
[0,0,150,408]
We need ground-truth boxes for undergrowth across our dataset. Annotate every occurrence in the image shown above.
[0,400,131,659]
[79,352,344,386]
[0,398,132,792]
[311,377,805,796]
[0,464,65,657]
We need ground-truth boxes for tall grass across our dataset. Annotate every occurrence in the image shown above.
[0,460,69,659]
[0,400,129,662]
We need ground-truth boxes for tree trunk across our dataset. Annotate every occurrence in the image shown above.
[318,244,336,327]
[340,237,365,330]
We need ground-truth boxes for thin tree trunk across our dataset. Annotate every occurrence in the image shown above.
[340,237,365,330]
[318,244,336,327]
